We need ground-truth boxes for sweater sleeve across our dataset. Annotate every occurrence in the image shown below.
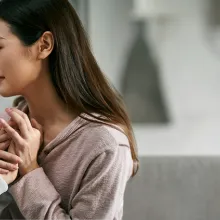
[0,176,8,195]
[8,146,132,220]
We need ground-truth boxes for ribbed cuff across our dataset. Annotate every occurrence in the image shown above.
[0,175,8,194]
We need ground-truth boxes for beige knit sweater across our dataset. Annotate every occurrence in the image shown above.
[0,101,133,220]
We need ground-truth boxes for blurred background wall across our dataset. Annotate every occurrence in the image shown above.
[75,0,220,155]
[2,0,220,155]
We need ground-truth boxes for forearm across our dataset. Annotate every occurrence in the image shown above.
[9,168,72,220]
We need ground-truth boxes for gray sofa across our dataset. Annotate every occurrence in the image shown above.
[1,156,220,220]
[124,156,220,220]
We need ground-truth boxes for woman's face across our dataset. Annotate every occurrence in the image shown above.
[0,19,42,97]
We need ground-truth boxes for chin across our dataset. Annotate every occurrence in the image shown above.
[0,81,23,97]
[0,89,19,98]
[0,93,14,98]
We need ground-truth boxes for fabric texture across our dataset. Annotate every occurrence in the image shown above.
[0,100,133,220]
[0,176,8,195]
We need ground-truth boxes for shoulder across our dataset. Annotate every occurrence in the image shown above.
[63,115,134,179]
[75,121,133,180]
[68,115,133,173]
[76,117,130,153]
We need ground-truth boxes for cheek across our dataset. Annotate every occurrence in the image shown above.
[0,50,40,96]
[0,46,24,75]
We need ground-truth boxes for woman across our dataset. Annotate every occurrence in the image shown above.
[0,0,138,219]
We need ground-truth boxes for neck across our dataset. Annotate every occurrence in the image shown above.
[21,72,78,128]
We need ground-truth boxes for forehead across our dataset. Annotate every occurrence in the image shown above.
[0,19,14,40]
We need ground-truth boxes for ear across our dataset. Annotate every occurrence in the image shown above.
[37,31,54,60]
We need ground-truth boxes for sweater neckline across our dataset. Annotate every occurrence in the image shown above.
[43,113,82,150]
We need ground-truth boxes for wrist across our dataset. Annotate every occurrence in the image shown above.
[19,163,40,177]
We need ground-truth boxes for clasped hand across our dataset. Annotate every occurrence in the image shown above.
[0,108,43,184]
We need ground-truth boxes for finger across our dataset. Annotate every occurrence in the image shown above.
[0,133,10,142]
[8,119,18,129]
[0,127,6,134]
[0,119,24,147]
[0,112,11,130]
[0,160,18,171]
[7,108,32,131]
[4,109,29,138]
[0,119,18,132]
[0,169,9,175]
[0,126,19,138]
[0,140,10,150]
[0,150,22,164]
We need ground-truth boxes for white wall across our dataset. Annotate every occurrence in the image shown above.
[0,97,14,113]
[89,0,134,89]
[89,0,220,155]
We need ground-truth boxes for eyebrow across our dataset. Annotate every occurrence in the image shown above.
[0,36,5,40]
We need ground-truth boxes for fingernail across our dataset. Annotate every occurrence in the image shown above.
[5,108,13,114]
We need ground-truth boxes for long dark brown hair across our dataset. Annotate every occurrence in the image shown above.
[0,0,139,176]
